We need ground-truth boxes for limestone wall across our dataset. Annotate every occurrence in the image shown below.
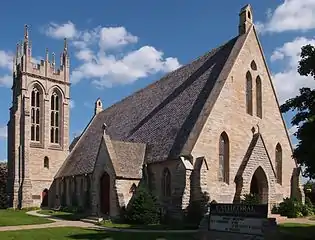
[191,27,297,205]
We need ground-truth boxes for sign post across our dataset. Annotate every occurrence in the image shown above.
[201,203,277,240]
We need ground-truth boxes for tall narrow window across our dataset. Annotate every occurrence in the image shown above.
[162,168,171,197]
[44,156,49,169]
[275,143,282,184]
[50,91,60,144]
[30,87,41,141]
[246,71,253,115]
[256,76,262,118]
[219,132,229,183]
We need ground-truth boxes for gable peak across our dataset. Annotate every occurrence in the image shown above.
[239,4,253,35]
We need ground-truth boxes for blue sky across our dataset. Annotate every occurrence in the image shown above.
[0,0,315,170]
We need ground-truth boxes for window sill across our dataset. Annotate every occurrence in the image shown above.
[30,142,44,148]
[48,144,63,151]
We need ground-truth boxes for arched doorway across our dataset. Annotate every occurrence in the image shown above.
[41,189,49,207]
[250,167,269,204]
[100,172,110,215]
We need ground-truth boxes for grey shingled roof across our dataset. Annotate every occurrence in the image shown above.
[69,136,80,152]
[56,33,248,178]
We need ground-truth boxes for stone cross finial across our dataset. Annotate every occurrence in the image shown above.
[45,48,49,61]
[64,38,68,52]
[52,52,55,66]
[24,24,29,40]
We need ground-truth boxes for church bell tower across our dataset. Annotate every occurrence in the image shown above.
[7,25,71,208]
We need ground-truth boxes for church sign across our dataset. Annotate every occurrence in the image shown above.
[208,203,269,237]
[210,203,268,218]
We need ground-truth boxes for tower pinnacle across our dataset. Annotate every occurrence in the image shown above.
[24,24,29,40]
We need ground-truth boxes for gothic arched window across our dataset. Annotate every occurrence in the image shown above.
[50,91,61,144]
[30,87,41,142]
[256,76,262,118]
[246,71,253,115]
[162,168,171,197]
[275,143,282,184]
[219,132,229,183]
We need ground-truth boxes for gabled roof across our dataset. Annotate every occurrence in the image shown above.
[234,133,277,181]
[109,139,146,179]
[56,32,248,178]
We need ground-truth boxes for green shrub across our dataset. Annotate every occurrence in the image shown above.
[301,204,313,216]
[278,198,303,218]
[277,197,314,218]
[271,204,279,214]
[124,186,159,225]
[241,193,260,205]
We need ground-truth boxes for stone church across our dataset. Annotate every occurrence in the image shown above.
[7,4,304,217]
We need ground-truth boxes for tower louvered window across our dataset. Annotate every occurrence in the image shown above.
[50,92,60,144]
[31,87,41,141]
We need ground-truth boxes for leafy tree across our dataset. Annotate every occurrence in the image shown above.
[0,162,8,208]
[280,44,315,179]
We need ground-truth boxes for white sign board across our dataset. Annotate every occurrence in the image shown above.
[209,215,264,236]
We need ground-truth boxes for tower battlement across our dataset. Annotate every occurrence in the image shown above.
[13,25,70,84]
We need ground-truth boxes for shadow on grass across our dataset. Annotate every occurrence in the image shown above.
[278,223,315,240]
[97,221,198,231]
[67,229,196,240]
[38,210,87,221]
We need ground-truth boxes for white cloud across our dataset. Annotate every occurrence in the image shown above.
[0,75,12,88]
[0,50,13,88]
[69,100,75,109]
[288,125,298,136]
[271,37,315,104]
[44,21,77,39]
[99,27,138,50]
[257,0,315,34]
[0,126,7,139]
[0,50,13,70]
[44,22,181,88]
[0,159,7,163]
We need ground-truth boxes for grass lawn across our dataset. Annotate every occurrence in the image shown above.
[37,210,85,221]
[278,223,315,240]
[0,227,197,240]
[0,209,53,226]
